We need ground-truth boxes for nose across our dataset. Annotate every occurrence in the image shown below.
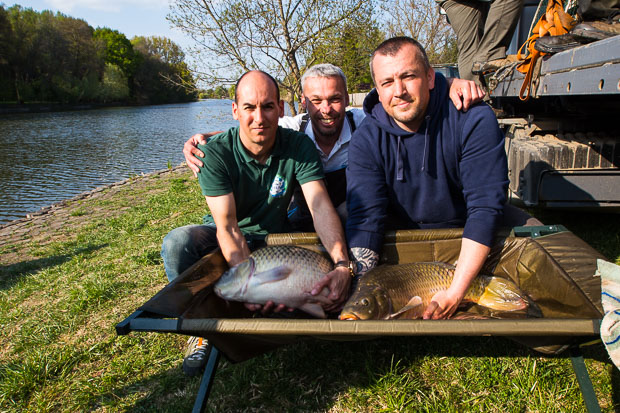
[254,108,264,124]
[319,100,331,114]
[393,79,405,97]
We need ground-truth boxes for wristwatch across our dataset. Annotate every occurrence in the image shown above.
[334,260,355,278]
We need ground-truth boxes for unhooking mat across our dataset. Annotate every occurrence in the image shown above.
[138,227,607,363]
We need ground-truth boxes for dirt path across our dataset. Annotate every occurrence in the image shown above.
[0,165,191,266]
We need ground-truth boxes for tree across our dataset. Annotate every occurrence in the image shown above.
[310,8,384,92]
[133,35,185,66]
[382,0,457,64]
[213,85,227,99]
[0,5,14,100]
[5,5,40,102]
[94,27,138,78]
[2,6,105,103]
[52,14,104,102]
[168,0,373,115]
[132,35,197,104]
[0,6,197,105]
[98,63,130,102]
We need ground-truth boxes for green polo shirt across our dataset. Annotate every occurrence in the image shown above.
[197,126,324,237]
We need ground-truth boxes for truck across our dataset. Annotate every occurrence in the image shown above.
[488,0,620,211]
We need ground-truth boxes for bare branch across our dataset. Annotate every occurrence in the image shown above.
[169,0,372,114]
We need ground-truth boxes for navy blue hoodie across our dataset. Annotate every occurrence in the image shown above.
[346,73,508,253]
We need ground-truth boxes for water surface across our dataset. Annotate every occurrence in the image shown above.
[0,100,237,224]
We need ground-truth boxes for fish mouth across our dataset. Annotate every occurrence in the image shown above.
[338,313,360,320]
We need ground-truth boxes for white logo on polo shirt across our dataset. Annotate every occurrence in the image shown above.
[269,174,287,198]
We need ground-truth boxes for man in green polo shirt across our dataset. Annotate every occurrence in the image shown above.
[162,70,352,376]
[196,120,324,239]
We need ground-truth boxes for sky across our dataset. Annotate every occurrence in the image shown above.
[6,0,194,50]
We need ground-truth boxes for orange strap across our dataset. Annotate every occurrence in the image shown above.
[515,0,577,100]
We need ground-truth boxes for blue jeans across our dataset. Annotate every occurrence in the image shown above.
[161,224,266,282]
[160,224,219,282]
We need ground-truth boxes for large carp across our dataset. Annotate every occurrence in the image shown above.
[339,262,529,320]
[213,245,335,318]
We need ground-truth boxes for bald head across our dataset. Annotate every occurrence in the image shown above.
[235,70,280,103]
[232,70,284,154]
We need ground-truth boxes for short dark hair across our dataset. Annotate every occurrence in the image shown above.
[369,36,431,83]
[235,70,281,103]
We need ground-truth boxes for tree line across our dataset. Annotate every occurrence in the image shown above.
[0,5,197,105]
[168,0,458,115]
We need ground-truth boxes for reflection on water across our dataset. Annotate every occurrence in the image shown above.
[0,100,237,224]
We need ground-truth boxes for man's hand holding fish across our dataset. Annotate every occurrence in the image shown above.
[422,238,490,319]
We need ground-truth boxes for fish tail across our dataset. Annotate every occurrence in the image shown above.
[476,277,528,311]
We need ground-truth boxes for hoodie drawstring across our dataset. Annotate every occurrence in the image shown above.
[397,136,403,181]
[422,115,431,174]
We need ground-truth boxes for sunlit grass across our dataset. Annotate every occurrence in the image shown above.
[0,168,617,412]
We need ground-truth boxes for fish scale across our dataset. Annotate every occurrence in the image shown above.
[214,245,335,318]
[340,262,529,320]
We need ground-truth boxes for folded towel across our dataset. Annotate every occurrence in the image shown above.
[598,259,620,370]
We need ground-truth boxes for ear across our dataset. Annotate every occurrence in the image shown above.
[278,99,284,118]
[427,67,436,90]
[232,101,239,120]
[300,94,307,111]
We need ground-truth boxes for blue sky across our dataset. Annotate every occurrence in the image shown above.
[7,0,193,50]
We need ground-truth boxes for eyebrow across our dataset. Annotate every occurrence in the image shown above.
[308,92,343,99]
[242,101,276,108]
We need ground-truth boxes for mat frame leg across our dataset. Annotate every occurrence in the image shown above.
[569,345,601,413]
[192,345,221,413]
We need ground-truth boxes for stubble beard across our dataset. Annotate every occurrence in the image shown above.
[390,101,424,131]
[313,116,344,142]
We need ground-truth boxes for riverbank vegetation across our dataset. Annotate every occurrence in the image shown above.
[0,167,618,412]
[0,5,196,105]
[169,0,458,115]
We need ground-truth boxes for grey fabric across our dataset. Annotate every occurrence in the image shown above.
[441,0,524,81]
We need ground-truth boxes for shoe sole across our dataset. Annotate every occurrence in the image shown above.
[182,345,212,377]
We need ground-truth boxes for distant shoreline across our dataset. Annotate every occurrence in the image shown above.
[0,100,198,115]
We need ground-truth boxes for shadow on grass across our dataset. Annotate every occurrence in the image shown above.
[101,368,196,413]
[612,366,620,413]
[112,336,618,412]
[0,244,107,290]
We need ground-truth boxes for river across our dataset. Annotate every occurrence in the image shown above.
[0,100,238,225]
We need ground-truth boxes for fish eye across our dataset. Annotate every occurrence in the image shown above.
[361,298,369,306]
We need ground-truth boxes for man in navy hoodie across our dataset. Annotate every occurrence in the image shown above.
[346,36,511,320]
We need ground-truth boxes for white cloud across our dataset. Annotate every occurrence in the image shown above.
[45,0,171,13]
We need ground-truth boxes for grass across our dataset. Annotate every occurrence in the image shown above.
[0,168,618,412]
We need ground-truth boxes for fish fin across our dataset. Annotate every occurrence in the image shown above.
[388,296,423,319]
[477,277,529,311]
[249,266,292,287]
[299,303,327,319]
[451,312,492,320]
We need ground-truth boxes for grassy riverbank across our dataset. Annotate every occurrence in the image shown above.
[0,166,618,412]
